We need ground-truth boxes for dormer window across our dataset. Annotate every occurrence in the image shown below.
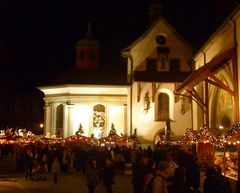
[146,57,156,71]
[169,58,180,72]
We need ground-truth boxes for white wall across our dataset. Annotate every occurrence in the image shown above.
[108,106,125,136]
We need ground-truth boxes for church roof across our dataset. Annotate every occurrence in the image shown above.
[76,37,100,47]
[121,15,194,54]
[42,68,128,86]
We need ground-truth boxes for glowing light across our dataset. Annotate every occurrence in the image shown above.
[72,105,91,135]
[219,125,224,129]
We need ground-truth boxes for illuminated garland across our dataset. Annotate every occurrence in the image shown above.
[227,122,240,137]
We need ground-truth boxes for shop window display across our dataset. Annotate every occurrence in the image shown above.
[214,144,238,179]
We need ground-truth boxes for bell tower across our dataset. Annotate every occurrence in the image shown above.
[75,20,100,70]
[149,0,163,25]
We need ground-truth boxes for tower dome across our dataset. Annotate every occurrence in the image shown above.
[75,22,100,70]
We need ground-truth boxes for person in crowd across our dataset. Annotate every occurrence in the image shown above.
[143,160,155,193]
[51,156,61,184]
[214,164,232,193]
[168,166,194,193]
[24,147,34,181]
[85,157,99,193]
[152,161,171,193]
[102,157,115,193]
[166,153,178,183]
[62,148,70,172]
[37,153,48,181]
[132,155,151,193]
[203,165,221,193]
[185,152,200,192]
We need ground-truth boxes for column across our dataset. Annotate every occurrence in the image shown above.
[63,104,68,138]
[67,104,74,137]
[63,103,74,138]
[124,104,128,136]
[44,102,52,137]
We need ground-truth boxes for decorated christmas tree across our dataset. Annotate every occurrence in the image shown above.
[109,123,117,136]
[76,123,84,136]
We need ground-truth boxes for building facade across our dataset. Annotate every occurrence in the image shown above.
[39,2,240,145]
[176,5,240,133]
[38,1,194,145]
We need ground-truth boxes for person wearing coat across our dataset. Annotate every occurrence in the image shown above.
[152,161,171,193]
[51,156,61,184]
[85,157,99,193]
[102,157,115,193]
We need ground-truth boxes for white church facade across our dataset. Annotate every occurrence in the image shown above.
[38,2,194,145]
[38,3,240,146]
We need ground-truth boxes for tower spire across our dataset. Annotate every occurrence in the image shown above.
[149,0,163,25]
[75,11,100,70]
[86,12,92,38]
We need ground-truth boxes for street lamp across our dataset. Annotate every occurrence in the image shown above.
[40,123,44,129]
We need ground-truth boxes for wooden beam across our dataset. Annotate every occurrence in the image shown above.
[232,52,239,121]
[206,73,234,96]
[175,92,205,111]
[152,82,156,102]
[191,88,205,107]
[176,47,235,92]
[205,81,209,127]
[137,82,141,102]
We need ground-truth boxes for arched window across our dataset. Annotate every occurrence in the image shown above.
[93,104,106,138]
[79,50,85,61]
[56,104,63,137]
[157,93,169,120]
[89,50,96,61]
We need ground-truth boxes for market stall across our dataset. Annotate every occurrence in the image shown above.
[214,125,240,180]
[64,135,96,146]
[195,125,217,165]
[98,134,128,147]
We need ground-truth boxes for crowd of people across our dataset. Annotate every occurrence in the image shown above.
[0,142,234,193]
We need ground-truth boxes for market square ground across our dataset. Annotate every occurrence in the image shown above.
[0,161,208,193]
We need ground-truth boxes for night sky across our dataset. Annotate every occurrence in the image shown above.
[0,0,239,83]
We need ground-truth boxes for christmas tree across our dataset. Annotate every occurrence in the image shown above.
[76,123,84,136]
[109,123,117,136]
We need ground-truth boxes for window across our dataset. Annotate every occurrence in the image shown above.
[146,57,156,71]
[157,93,169,120]
[169,58,180,72]
[89,50,96,61]
[79,51,85,61]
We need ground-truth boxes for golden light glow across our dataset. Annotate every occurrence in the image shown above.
[72,105,91,135]
[219,125,224,129]
[39,85,128,95]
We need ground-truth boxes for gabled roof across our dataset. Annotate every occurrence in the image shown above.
[121,15,194,54]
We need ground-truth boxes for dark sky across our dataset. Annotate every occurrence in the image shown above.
[0,0,239,80]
